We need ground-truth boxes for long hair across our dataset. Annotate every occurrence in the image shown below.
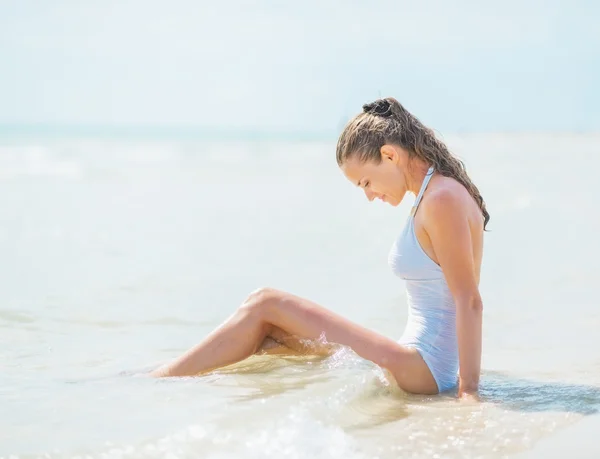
[336,97,490,229]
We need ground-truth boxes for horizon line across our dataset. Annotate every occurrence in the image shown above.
[1,123,598,141]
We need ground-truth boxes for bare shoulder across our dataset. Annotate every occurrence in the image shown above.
[420,175,483,230]
[419,175,484,241]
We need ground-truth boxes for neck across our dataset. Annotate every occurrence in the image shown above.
[406,161,431,196]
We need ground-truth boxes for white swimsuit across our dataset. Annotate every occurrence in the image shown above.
[388,167,459,392]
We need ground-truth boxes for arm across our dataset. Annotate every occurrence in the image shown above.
[423,189,483,398]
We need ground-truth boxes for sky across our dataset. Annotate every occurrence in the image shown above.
[1,0,599,134]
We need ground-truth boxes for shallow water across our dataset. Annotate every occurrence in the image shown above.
[1,133,599,458]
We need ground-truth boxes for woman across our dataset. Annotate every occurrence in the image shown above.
[151,97,488,399]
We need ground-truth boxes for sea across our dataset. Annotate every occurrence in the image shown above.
[1,131,599,458]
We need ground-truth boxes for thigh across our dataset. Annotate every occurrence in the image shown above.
[250,288,438,394]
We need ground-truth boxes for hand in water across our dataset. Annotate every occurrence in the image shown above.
[458,389,481,403]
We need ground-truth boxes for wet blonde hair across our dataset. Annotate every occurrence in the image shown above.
[336,97,490,229]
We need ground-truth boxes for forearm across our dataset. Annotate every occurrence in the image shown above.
[456,295,483,393]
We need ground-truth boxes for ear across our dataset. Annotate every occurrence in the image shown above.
[380,144,398,163]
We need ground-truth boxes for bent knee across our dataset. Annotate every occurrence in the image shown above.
[241,287,283,313]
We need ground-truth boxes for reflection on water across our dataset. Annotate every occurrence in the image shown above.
[137,348,595,459]
[481,371,600,415]
[206,344,600,417]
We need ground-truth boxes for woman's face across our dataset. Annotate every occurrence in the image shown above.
[340,144,409,206]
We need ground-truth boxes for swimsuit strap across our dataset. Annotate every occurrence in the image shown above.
[411,166,435,216]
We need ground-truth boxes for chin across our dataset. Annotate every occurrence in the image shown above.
[386,195,402,206]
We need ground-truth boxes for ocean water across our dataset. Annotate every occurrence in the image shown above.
[1,132,599,458]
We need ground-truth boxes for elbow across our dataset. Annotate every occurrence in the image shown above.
[457,292,483,313]
[470,296,483,313]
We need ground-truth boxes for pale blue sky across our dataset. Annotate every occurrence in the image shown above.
[1,0,599,133]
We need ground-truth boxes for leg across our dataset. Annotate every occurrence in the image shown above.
[255,336,294,355]
[256,326,338,356]
[151,288,438,394]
